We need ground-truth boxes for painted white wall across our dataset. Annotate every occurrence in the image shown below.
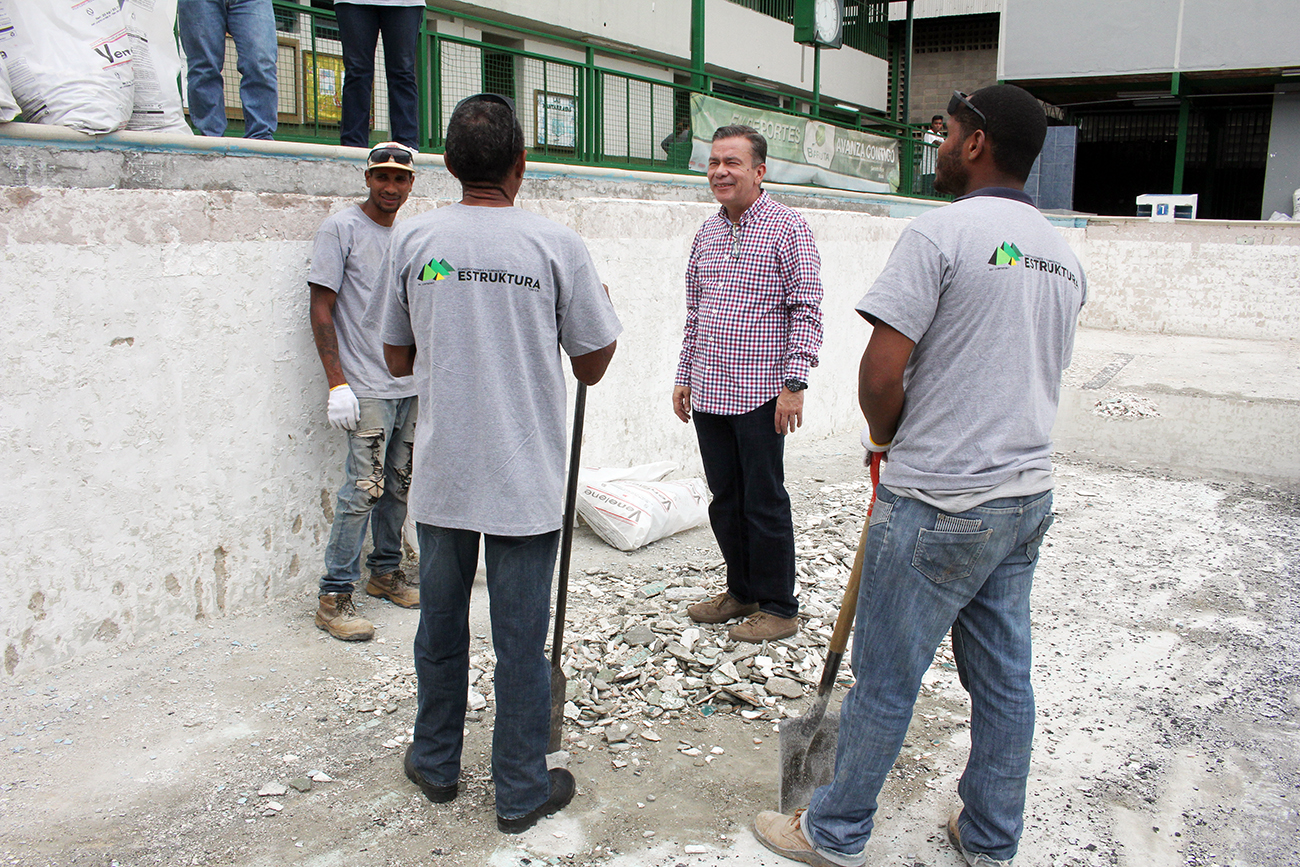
[1002,0,1299,80]
[2,138,1298,675]
[447,0,693,59]
[703,0,889,110]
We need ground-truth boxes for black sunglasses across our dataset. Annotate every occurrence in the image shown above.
[454,92,517,116]
[368,146,415,166]
[947,90,987,130]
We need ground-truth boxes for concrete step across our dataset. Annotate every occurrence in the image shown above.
[1053,328,1300,487]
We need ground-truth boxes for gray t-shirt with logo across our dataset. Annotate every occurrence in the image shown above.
[857,190,1086,503]
[309,204,417,400]
[381,203,623,536]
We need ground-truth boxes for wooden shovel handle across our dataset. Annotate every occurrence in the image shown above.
[816,451,882,694]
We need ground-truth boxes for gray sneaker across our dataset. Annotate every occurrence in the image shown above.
[315,593,375,641]
[948,811,1014,866]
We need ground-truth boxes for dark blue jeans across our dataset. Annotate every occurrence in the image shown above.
[692,397,797,619]
[802,486,1055,865]
[334,3,421,149]
[409,524,560,819]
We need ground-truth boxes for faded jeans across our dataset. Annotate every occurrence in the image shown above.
[178,0,279,139]
[319,396,416,596]
[802,486,1055,865]
[408,524,560,819]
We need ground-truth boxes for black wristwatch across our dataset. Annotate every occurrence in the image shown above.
[784,378,808,393]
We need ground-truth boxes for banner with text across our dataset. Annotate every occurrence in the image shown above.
[688,94,900,194]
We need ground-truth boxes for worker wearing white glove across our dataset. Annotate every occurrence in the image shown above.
[327,383,361,430]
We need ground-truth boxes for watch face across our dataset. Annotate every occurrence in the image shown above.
[815,0,841,43]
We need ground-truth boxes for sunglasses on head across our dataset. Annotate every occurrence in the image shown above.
[454,92,517,115]
[368,146,415,166]
[947,91,987,130]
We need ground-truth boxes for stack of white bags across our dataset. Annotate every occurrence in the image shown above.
[0,0,189,134]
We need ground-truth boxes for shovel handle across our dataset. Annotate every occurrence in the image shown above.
[815,451,882,697]
[550,382,587,669]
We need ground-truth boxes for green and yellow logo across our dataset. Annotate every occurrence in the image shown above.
[988,242,1022,267]
[420,257,454,281]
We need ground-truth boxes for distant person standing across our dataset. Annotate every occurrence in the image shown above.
[178,0,279,139]
[334,0,423,149]
[920,114,946,195]
[311,142,421,642]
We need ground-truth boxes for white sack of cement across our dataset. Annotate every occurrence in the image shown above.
[0,60,19,123]
[1092,392,1161,419]
[577,461,677,486]
[0,0,134,134]
[122,0,189,133]
[577,477,710,552]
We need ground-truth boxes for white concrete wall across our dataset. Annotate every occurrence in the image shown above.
[1,132,1298,675]
[450,0,693,60]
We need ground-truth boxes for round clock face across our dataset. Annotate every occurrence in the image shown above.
[815,0,842,43]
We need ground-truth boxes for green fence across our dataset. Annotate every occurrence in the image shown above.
[724,0,889,57]
[213,1,940,197]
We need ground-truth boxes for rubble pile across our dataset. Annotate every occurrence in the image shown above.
[1092,393,1160,419]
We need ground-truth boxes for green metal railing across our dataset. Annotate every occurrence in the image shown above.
[210,2,939,196]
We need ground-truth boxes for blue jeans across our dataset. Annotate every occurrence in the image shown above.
[178,0,279,139]
[319,396,416,596]
[334,3,422,149]
[409,524,560,819]
[693,397,798,618]
[803,486,1055,865]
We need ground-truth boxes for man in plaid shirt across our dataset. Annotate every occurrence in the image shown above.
[673,124,824,643]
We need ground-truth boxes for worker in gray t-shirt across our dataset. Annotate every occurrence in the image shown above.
[309,142,421,642]
[755,86,1086,867]
[380,95,621,834]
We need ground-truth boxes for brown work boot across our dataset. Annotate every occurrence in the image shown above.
[687,592,759,624]
[365,569,420,608]
[753,809,837,867]
[315,593,374,641]
[730,611,799,643]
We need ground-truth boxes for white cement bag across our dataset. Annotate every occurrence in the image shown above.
[0,60,18,123]
[577,461,677,486]
[0,0,134,134]
[577,477,710,552]
[122,0,189,133]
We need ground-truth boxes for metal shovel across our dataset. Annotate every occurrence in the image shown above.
[547,382,587,754]
[778,451,882,812]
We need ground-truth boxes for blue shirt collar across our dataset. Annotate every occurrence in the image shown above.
[954,186,1035,207]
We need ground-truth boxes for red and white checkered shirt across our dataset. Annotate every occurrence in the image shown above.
[675,191,824,415]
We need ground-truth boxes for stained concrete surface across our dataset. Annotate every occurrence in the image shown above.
[0,435,1296,867]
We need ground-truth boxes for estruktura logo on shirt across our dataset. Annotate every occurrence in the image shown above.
[989,242,1022,266]
[417,256,543,291]
[987,241,1080,288]
[420,257,453,281]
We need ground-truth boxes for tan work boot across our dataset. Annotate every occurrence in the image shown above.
[687,592,759,624]
[753,809,837,867]
[315,593,374,641]
[365,569,420,608]
[730,611,799,643]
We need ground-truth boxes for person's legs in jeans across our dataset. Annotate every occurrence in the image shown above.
[951,496,1053,862]
[693,409,751,605]
[728,397,796,617]
[177,0,229,137]
[225,0,278,139]
[802,490,1044,863]
[320,398,400,596]
[483,530,561,819]
[334,3,380,148]
[363,396,416,577]
[377,5,422,148]
[409,524,480,787]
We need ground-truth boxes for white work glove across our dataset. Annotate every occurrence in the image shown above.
[860,425,890,465]
[327,384,360,431]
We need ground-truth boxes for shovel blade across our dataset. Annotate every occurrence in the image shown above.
[547,665,566,754]
[778,702,841,814]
